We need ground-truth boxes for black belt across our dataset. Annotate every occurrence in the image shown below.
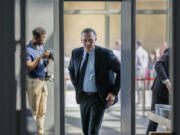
[83,92,98,96]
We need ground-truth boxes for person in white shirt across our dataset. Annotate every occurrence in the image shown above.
[136,40,149,104]
[112,40,121,62]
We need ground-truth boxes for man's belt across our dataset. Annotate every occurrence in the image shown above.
[83,92,98,96]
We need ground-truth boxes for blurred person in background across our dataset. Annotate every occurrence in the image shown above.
[160,41,168,56]
[112,40,121,104]
[148,51,157,89]
[155,48,161,61]
[136,40,149,104]
[155,41,168,61]
[146,47,171,135]
[112,40,121,62]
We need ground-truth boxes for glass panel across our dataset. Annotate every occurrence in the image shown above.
[26,0,53,43]
[110,15,121,50]
[136,15,167,52]
[26,0,54,134]
[64,2,105,10]
[64,14,105,57]
[110,2,121,10]
[136,0,167,10]
[15,0,21,110]
[135,14,169,135]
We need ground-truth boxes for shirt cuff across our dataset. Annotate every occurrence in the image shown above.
[162,79,170,84]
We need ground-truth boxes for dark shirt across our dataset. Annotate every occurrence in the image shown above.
[26,41,47,78]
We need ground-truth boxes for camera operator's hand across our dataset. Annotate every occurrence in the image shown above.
[41,50,51,59]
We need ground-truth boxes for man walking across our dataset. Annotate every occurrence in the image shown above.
[146,48,171,135]
[136,40,149,104]
[26,27,52,135]
[68,28,121,135]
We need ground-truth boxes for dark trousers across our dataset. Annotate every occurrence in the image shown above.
[146,93,169,135]
[80,94,105,135]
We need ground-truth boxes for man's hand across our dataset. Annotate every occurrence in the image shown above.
[42,50,51,59]
[26,50,51,72]
[106,93,115,108]
[165,80,172,93]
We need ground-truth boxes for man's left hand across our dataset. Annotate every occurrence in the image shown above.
[165,80,172,93]
[106,93,115,107]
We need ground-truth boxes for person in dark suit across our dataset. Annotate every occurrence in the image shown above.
[68,28,120,135]
[146,48,172,135]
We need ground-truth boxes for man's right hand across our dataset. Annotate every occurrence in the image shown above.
[165,80,172,93]
[27,50,50,72]
[106,93,115,108]
[41,50,51,59]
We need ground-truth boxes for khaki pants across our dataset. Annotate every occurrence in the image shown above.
[27,78,48,134]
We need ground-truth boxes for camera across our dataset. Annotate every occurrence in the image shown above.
[45,49,54,61]
[45,70,54,82]
[44,49,54,82]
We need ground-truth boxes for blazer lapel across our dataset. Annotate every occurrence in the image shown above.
[75,47,83,79]
[95,45,99,76]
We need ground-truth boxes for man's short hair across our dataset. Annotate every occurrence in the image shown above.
[81,28,97,36]
[32,27,46,38]
[136,40,142,46]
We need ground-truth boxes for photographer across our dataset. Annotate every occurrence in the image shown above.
[26,27,52,135]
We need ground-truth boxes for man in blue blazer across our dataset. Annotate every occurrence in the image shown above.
[68,28,121,135]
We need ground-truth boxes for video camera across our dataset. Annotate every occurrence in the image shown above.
[45,71,54,82]
[44,49,54,82]
[45,49,54,61]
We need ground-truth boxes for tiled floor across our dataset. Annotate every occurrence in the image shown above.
[45,105,167,135]
[64,106,149,135]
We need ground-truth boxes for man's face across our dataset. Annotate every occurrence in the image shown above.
[115,41,121,49]
[81,32,97,52]
[136,44,139,49]
[35,34,46,45]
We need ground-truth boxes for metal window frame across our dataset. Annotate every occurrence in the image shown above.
[54,0,65,134]
[0,0,28,134]
[64,9,167,14]
[121,0,136,134]
[64,8,168,48]
[19,0,28,135]
[172,0,180,134]
[0,0,17,135]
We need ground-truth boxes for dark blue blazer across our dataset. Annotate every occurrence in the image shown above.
[151,48,169,102]
[68,45,121,106]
